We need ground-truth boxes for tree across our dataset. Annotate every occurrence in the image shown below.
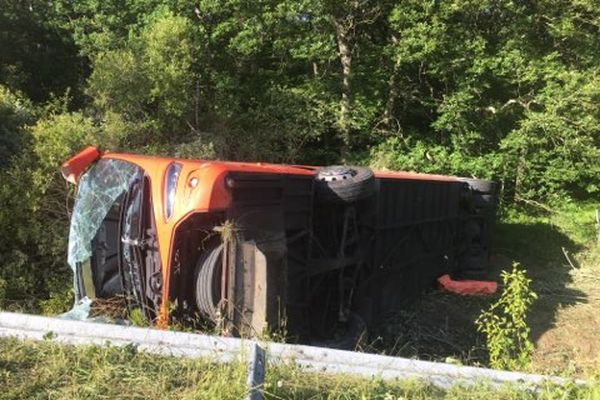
[87,11,198,148]
[0,86,35,168]
[372,0,600,201]
[0,0,85,103]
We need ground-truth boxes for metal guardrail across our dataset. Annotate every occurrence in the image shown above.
[0,312,585,398]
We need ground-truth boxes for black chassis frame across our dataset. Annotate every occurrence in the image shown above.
[168,171,496,341]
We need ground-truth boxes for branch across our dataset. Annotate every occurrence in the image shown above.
[561,247,579,269]
[514,195,556,213]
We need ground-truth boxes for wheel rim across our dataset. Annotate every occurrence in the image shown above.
[317,166,356,182]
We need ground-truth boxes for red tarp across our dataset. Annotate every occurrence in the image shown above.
[437,274,497,295]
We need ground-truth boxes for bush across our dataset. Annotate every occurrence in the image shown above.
[475,263,538,371]
[0,111,106,313]
[0,85,35,167]
[86,11,198,148]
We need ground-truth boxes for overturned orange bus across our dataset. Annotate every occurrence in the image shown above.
[62,146,496,342]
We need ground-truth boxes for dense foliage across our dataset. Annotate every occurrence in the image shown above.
[1,0,599,311]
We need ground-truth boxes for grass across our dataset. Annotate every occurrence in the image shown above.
[0,337,248,400]
[489,202,600,377]
[366,201,600,378]
[1,337,599,400]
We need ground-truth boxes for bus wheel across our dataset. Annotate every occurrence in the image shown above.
[193,243,223,321]
[315,166,375,203]
[458,177,497,194]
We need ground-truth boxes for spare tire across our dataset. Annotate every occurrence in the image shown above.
[314,166,375,203]
[458,177,497,194]
[457,253,489,280]
[472,194,497,209]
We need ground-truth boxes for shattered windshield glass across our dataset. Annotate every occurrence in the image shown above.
[67,159,142,271]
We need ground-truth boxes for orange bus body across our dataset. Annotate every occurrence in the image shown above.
[62,146,495,338]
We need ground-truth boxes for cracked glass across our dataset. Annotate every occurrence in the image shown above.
[67,158,142,270]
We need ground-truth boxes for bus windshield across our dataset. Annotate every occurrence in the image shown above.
[67,159,142,288]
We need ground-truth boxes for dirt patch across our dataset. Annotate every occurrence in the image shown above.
[530,247,600,376]
[533,301,600,375]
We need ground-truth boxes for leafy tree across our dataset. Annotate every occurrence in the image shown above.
[370,0,600,202]
[0,0,85,103]
[0,109,103,312]
[87,11,197,148]
[0,86,35,168]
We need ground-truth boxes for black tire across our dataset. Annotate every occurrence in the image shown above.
[314,166,376,203]
[457,268,489,281]
[458,177,497,194]
[457,253,489,280]
[472,194,497,209]
[194,244,224,321]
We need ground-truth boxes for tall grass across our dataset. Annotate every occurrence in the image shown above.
[0,337,247,400]
[1,338,598,400]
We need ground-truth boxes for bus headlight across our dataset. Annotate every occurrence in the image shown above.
[164,163,182,220]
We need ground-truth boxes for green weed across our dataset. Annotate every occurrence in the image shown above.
[476,263,538,371]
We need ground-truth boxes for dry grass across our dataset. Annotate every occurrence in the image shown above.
[215,219,237,244]
[89,296,129,320]
[531,245,600,377]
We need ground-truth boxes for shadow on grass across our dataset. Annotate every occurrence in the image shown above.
[493,221,587,344]
[367,219,587,366]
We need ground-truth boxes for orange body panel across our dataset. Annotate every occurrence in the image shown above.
[373,170,459,182]
[60,146,101,184]
[101,152,318,324]
[63,147,462,325]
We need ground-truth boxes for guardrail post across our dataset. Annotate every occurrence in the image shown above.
[245,343,266,400]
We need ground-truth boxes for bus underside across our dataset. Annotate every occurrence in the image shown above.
[165,169,496,344]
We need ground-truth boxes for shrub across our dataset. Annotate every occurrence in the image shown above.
[0,111,104,313]
[475,263,537,371]
[0,85,35,167]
